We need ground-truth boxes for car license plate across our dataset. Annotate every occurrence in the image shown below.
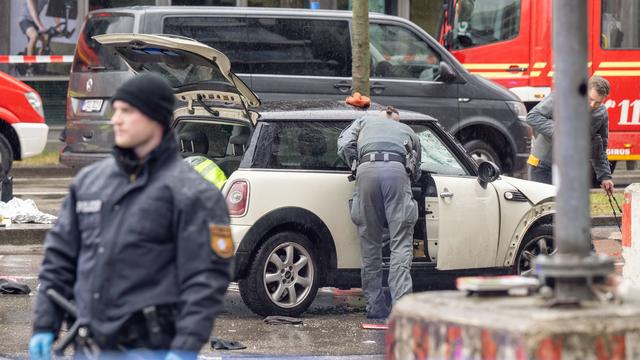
[81,99,103,113]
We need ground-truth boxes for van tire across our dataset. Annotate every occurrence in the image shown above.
[464,139,501,169]
[0,134,13,177]
[239,231,319,317]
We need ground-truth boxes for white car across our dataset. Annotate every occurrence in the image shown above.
[96,34,557,317]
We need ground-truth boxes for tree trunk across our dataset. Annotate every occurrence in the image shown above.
[351,0,370,96]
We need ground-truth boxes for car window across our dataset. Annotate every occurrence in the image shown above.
[174,120,247,158]
[369,23,442,81]
[452,0,521,50]
[252,121,350,171]
[601,0,640,49]
[162,17,251,73]
[246,18,352,77]
[413,126,467,176]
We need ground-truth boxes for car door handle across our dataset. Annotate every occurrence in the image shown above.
[439,191,454,199]
[333,82,351,93]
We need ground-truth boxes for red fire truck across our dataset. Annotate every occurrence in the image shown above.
[437,0,640,168]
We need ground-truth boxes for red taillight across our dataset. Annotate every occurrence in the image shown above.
[226,180,248,216]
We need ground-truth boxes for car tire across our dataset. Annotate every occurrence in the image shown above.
[464,139,502,169]
[514,223,554,276]
[0,134,14,177]
[239,231,319,317]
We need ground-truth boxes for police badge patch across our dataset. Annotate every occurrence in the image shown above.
[209,224,234,259]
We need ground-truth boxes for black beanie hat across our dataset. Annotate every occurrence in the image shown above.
[111,73,175,128]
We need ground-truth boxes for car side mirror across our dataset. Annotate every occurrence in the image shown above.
[477,161,500,188]
[437,61,457,83]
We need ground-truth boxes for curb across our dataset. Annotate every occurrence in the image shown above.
[0,224,52,245]
[592,215,621,227]
[9,166,77,178]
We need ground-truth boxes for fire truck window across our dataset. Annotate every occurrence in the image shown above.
[369,24,442,81]
[601,0,640,49]
[452,0,521,50]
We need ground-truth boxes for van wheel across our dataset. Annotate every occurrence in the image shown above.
[239,232,319,317]
[0,134,13,177]
[515,224,555,276]
[464,139,501,169]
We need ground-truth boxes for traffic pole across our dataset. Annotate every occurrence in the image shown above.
[536,0,613,303]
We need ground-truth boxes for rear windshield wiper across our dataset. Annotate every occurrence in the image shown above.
[196,94,220,117]
[87,65,107,71]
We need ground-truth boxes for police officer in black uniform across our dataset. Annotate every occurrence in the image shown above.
[29,73,233,359]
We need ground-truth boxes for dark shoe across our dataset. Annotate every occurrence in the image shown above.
[366,311,389,320]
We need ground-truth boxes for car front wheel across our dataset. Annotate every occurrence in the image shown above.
[239,231,319,317]
[515,224,555,276]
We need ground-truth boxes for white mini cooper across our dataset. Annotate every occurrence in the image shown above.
[96,34,556,317]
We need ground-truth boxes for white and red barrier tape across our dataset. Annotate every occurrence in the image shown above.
[0,55,73,64]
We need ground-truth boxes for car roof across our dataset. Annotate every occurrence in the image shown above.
[89,6,414,24]
[255,100,437,122]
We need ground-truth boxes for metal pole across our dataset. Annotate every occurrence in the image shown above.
[554,0,590,255]
[536,0,613,303]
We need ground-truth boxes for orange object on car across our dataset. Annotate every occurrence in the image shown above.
[345,92,370,108]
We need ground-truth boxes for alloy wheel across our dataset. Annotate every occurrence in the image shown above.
[262,241,315,309]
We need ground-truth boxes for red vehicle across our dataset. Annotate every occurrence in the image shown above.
[437,0,640,167]
[0,71,48,174]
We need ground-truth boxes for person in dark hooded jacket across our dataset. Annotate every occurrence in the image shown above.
[29,73,232,360]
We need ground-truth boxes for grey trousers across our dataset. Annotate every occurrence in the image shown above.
[350,161,418,317]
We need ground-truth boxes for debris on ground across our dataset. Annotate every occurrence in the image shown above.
[210,337,246,350]
[0,278,31,295]
[360,323,388,330]
[263,315,304,325]
[0,197,56,224]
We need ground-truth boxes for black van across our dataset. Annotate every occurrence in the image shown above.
[62,7,530,175]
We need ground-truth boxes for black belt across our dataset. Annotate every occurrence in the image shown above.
[359,152,405,165]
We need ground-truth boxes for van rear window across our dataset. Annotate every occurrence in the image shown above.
[72,13,134,72]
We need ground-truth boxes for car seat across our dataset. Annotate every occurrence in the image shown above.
[217,126,251,176]
[179,131,209,157]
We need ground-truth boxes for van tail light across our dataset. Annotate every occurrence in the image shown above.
[226,180,249,216]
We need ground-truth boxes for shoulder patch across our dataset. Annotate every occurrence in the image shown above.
[209,224,234,259]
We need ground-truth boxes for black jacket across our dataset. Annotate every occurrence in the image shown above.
[527,94,612,181]
[33,132,232,351]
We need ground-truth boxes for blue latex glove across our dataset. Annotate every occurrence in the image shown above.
[165,351,197,360]
[28,332,54,360]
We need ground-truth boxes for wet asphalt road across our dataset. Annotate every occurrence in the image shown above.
[0,249,383,359]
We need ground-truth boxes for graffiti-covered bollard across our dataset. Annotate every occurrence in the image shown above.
[623,184,640,288]
[385,290,640,359]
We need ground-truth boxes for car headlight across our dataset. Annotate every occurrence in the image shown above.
[25,92,44,119]
[506,100,527,122]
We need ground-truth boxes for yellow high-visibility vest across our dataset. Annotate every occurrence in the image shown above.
[184,155,227,190]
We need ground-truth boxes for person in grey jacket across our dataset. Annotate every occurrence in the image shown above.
[29,74,232,360]
[337,106,421,319]
[526,76,614,194]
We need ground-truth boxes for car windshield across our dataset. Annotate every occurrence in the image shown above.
[412,126,467,176]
